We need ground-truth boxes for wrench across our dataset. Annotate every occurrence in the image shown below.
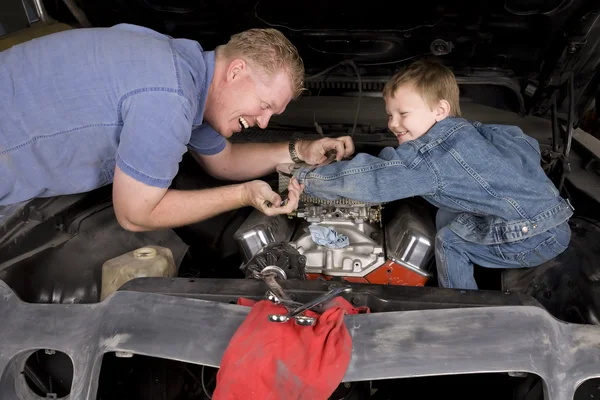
[268,287,352,325]
[252,270,297,310]
[254,271,316,324]
[253,270,352,326]
[264,189,289,208]
[265,290,304,310]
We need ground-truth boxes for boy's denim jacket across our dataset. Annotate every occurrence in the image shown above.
[294,117,573,246]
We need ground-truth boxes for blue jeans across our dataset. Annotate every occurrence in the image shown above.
[435,219,571,290]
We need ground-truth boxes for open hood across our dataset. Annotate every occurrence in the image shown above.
[63,0,600,124]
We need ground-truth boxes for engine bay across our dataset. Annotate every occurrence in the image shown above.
[235,169,438,288]
[1,101,600,400]
[2,149,600,399]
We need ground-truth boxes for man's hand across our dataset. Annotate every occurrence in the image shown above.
[295,136,355,165]
[241,178,304,216]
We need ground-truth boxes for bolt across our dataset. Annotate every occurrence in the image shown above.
[344,382,352,388]
[44,349,55,356]
[115,351,134,358]
[351,296,361,305]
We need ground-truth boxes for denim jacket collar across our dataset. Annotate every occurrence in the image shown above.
[407,117,470,152]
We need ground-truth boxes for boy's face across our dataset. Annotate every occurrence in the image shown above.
[385,84,450,145]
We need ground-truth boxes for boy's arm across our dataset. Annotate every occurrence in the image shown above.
[292,151,438,204]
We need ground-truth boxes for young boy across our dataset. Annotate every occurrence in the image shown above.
[286,59,573,290]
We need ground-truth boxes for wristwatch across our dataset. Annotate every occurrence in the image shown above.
[288,138,302,163]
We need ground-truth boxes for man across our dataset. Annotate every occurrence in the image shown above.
[0,24,354,231]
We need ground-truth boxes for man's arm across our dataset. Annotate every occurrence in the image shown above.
[291,148,439,204]
[112,91,303,232]
[112,166,304,232]
[191,141,289,181]
[193,137,355,181]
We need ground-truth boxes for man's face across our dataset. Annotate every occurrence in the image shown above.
[385,84,446,145]
[209,60,294,138]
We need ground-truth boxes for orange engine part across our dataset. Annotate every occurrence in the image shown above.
[306,259,429,287]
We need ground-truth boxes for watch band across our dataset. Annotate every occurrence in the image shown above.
[288,139,302,163]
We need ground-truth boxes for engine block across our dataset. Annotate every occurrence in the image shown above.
[291,215,385,278]
[235,201,436,287]
[234,166,437,287]
[289,201,435,286]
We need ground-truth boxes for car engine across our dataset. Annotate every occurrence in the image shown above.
[234,169,438,287]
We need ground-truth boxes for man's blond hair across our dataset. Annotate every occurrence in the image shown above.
[383,59,461,117]
[218,28,305,98]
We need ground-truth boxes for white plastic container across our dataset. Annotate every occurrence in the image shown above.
[100,246,177,301]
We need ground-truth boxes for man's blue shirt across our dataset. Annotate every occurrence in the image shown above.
[0,23,226,205]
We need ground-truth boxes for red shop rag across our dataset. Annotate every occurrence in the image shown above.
[212,296,369,400]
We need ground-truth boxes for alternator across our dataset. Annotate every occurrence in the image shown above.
[240,242,307,280]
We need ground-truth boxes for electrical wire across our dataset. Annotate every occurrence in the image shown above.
[201,366,212,399]
[355,52,431,66]
[303,60,362,136]
[254,0,442,33]
[346,60,362,136]
[304,51,428,135]
[503,0,572,16]
[303,51,434,136]
[565,72,574,159]
[305,60,348,81]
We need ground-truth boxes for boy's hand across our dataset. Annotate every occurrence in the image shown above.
[296,137,354,165]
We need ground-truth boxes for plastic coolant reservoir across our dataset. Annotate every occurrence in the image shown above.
[100,246,177,301]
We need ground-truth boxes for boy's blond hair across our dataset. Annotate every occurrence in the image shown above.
[218,28,305,98]
[383,58,462,117]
